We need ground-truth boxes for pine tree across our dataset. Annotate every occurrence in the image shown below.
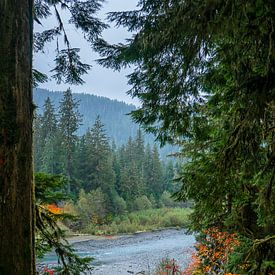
[133,129,145,170]
[86,117,116,212]
[59,88,82,192]
[33,111,44,172]
[147,145,164,199]
[40,97,59,174]
[74,135,90,186]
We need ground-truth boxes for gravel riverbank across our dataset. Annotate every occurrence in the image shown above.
[70,229,195,275]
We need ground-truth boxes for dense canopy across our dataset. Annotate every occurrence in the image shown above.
[95,0,275,273]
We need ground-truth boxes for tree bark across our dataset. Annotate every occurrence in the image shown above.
[0,0,35,274]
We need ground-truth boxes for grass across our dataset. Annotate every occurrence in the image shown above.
[83,207,192,235]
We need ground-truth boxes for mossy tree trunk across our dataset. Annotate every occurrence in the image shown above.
[0,0,35,274]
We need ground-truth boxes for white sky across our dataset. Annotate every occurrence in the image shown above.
[34,0,139,105]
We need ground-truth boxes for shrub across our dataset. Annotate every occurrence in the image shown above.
[183,227,240,274]
[83,208,191,235]
[113,195,127,215]
[160,191,176,208]
[132,195,152,211]
[76,188,108,227]
[154,258,182,275]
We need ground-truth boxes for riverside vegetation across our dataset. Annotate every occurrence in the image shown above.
[33,89,192,272]
[34,89,184,220]
[67,207,192,235]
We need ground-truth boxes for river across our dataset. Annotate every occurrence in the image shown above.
[43,229,196,274]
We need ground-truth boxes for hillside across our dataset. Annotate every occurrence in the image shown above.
[34,88,139,145]
[33,88,176,158]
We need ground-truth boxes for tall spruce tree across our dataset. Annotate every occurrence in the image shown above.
[59,88,82,192]
[40,97,58,174]
[86,117,116,211]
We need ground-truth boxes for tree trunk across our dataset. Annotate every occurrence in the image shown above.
[0,1,35,274]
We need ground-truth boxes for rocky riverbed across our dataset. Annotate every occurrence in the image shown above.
[42,229,196,274]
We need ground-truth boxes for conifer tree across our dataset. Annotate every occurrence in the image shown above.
[33,112,44,172]
[0,1,35,272]
[41,97,58,139]
[59,88,82,192]
[163,160,175,193]
[120,162,144,203]
[74,135,90,186]
[40,97,59,174]
[147,145,164,199]
[86,117,116,211]
[133,129,145,170]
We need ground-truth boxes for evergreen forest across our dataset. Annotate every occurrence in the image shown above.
[33,89,183,229]
[33,88,176,158]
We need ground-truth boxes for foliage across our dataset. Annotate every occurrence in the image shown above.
[226,235,275,274]
[33,0,107,85]
[83,208,192,235]
[160,191,180,208]
[35,173,92,274]
[132,195,152,211]
[94,0,275,271]
[183,227,240,275]
[75,188,108,227]
[154,258,182,275]
[34,103,178,216]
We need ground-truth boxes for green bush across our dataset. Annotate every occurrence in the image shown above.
[132,195,152,211]
[113,195,127,215]
[83,207,192,235]
[160,191,176,207]
[76,188,108,227]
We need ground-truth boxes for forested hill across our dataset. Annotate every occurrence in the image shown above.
[34,88,139,145]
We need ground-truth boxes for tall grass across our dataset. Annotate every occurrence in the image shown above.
[84,207,192,235]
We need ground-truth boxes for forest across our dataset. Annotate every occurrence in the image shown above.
[33,88,176,158]
[34,90,184,225]
[1,0,275,274]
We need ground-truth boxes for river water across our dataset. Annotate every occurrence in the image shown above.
[43,229,196,275]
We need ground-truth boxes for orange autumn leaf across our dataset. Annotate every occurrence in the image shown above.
[183,227,240,275]
[47,204,63,214]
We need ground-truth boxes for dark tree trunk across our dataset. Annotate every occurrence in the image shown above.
[0,0,35,274]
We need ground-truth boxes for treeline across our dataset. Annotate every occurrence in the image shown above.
[33,88,177,159]
[34,89,182,221]
[33,88,137,142]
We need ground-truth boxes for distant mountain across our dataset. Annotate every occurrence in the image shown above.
[34,88,139,144]
[33,88,176,158]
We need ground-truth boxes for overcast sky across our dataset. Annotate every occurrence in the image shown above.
[34,0,139,105]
